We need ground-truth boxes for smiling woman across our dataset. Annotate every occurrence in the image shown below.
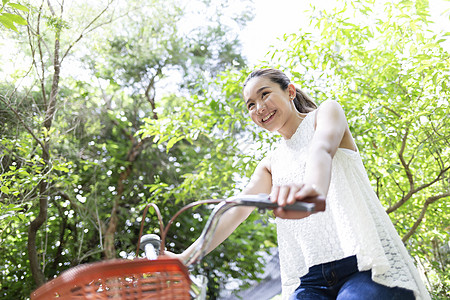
[173,68,431,300]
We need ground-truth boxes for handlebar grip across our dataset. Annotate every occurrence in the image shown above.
[272,195,326,212]
[236,194,326,212]
[298,195,326,212]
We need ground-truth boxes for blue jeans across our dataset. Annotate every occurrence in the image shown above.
[289,256,415,300]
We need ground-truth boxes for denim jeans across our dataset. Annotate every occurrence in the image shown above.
[289,256,415,300]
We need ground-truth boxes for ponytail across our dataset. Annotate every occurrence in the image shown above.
[294,87,317,113]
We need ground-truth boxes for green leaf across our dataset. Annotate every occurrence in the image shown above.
[0,14,18,31]
[18,170,30,176]
[8,3,29,12]
[2,12,27,25]
[1,185,10,194]
[166,136,180,151]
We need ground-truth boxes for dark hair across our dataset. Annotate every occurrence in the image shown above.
[243,68,317,113]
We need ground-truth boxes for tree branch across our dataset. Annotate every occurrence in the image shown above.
[61,0,115,62]
[387,165,450,213]
[37,1,48,108]
[46,0,55,15]
[0,96,46,155]
[144,71,161,120]
[402,192,450,242]
[382,105,401,118]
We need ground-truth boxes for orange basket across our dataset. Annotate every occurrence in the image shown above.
[30,256,190,300]
[30,200,220,300]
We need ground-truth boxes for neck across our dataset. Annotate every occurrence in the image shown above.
[278,112,306,140]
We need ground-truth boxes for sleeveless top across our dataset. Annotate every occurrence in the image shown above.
[270,110,430,300]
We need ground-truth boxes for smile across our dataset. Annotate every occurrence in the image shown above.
[262,111,275,122]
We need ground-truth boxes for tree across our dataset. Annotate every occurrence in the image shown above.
[0,0,260,299]
[1,0,116,289]
[265,0,449,297]
[79,0,251,260]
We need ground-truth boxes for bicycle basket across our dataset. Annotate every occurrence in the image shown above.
[31,257,190,300]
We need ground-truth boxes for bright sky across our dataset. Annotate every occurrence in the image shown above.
[1,0,449,86]
[240,0,450,65]
[240,0,327,64]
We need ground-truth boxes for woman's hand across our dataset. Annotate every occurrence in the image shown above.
[270,183,324,219]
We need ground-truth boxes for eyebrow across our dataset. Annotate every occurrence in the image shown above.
[245,86,270,105]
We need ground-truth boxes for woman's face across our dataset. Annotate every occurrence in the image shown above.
[243,76,296,133]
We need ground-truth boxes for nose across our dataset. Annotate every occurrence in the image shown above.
[256,101,266,115]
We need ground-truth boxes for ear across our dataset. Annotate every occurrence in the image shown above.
[288,83,296,100]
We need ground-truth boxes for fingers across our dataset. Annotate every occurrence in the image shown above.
[270,183,325,219]
[271,184,303,207]
[270,185,279,203]
[278,186,290,206]
[295,184,321,200]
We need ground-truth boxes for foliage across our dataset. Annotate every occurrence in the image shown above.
[0,0,273,299]
[0,0,28,32]
[266,0,449,297]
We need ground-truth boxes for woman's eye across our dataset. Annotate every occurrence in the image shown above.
[247,103,255,110]
[262,91,269,99]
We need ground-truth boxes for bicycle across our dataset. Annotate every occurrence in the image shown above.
[30,193,325,299]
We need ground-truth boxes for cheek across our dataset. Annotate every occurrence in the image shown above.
[249,111,259,123]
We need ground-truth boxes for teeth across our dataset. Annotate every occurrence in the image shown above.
[262,111,275,122]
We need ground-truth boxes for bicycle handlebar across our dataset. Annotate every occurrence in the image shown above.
[137,193,325,300]
[140,193,325,266]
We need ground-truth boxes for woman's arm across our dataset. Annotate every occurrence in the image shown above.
[177,156,273,262]
[272,100,352,219]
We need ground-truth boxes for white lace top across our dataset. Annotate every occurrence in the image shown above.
[270,110,430,300]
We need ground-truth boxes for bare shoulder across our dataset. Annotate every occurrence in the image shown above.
[315,100,357,151]
[316,99,346,117]
[314,100,347,127]
[309,100,357,154]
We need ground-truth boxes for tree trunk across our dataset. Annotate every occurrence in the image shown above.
[27,26,61,287]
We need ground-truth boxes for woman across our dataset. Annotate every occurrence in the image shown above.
[177,68,430,299]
